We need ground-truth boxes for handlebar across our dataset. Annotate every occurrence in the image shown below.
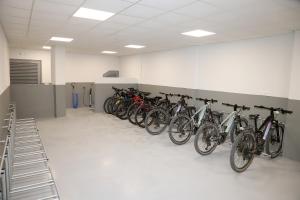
[254,105,293,114]
[163,93,190,98]
[196,98,218,104]
[112,86,124,93]
[222,103,250,111]
[180,95,193,99]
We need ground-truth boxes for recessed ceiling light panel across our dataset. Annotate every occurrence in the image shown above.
[43,46,51,50]
[50,37,74,42]
[125,45,145,49]
[102,51,117,54]
[73,7,115,21]
[181,29,216,37]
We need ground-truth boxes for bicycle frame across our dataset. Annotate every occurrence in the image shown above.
[253,111,280,141]
[189,104,209,127]
[171,100,186,117]
[219,111,237,134]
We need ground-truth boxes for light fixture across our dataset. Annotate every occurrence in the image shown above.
[43,46,51,50]
[181,29,216,37]
[73,7,115,21]
[125,45,145,49]
[101,51,117,54]
[50,37,74,42]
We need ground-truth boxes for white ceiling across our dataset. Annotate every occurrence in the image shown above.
[0,0,300,56]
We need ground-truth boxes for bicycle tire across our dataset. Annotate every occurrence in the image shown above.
[103,97,113,114]
[230,129,256,173]
[194,122,219,155]
[145,108,170,135]
[135,105,148,128]
[127,103,139,125]
[169,114,193,145]
[265,124,284,158]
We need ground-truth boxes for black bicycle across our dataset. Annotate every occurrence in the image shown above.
[168,98,222,145]
[230,105,293,172]
[144,94,195,135]
[114,88,137,119]
[103,87,123,114]
[134,96,162,128]
[194,103,250,155]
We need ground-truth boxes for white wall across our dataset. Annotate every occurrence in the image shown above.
[196,33,293,98]
[289,31,300,100]
[140,47,198,89]
[65,53,120,83]
[120,55,141,81]
[120,33,295,98]
[9,49,120,83]
[0,25,10,94]
[10,48,51,83]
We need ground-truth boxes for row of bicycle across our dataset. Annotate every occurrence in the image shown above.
[103,87,293,173]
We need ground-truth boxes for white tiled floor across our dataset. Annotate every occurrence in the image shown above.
[37,108,300,200]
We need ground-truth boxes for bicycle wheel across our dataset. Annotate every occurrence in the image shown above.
[230,117,248,143]
[169,115,194,145]
[111,99,121,115]
[230,130,256,173]
[194,122,219,155]
[103,97,113,114]
[265,125,284,158]
[107,98,116,114]
[145,108,170,135]
[127,103,139,125]
[135,105,148,128]
[116,101,128,120]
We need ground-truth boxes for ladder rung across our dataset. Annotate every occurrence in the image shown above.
[13,158,48,167]
[15,144,43,150]
[15,135,39,139]
[10,180,54,194]
[12,169,50,179]
[38,195,59,200]
[15,139,41,144]
[14,150,46,158]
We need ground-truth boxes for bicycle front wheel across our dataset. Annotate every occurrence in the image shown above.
[135,105,149,128]
[194,122,219,155]
[230,129,256,173]
[103,97,113,114]
[169,115,194,145]
[265,125,284,158]
[145,108,170,135]
[127,103,139,125]
[116,101,129,120]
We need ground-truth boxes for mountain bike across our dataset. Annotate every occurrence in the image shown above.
[127,91,151,125]
[144,94,195,135]
[194,103,250,155]
[230,105,293,172]
[168,98,222,145]
[134,96,163,128]
[103,87,123,114]
[114,88,137,119]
